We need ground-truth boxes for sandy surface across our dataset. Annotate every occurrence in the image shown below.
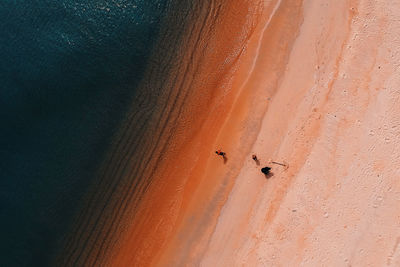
[63,0,400,266]
[156,0,400,265]
[201,0,400,266]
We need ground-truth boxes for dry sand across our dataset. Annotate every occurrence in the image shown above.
[64,0,400,266]
[201,0,400,266]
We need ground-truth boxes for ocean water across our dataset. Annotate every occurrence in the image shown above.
[0,1,168,266]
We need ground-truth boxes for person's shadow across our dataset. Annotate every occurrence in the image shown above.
[264,172,274,179]
[223,156,228,164]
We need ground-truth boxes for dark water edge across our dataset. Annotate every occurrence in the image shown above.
[0,1,169,266]
[50,0,213,265]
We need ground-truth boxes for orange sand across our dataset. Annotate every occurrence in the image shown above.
[107,1,264,265]
[60,0,400,265]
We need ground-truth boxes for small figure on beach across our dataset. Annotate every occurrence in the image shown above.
[215,149,226,158]
[261,166,271,175]
[252,154,260,165]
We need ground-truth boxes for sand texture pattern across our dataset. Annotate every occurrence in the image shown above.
[200,0,400,266]
[56,0,400,266]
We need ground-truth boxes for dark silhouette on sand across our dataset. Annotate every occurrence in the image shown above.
[261,166,273,178]
[252,154,260,165]
[215,149,228,164]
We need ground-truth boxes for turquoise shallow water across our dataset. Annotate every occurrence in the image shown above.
[0,1,168,266]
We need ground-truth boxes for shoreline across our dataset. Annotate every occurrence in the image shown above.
[54,0,400,265]
[54,1,265,266]
[52,1,215,265]
[108,1,265,265]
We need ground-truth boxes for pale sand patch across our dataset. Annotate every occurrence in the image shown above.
[201,0,400,266]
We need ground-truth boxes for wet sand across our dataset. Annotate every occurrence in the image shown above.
[54,0,263,266]
[57,0,400,265]
[108,1,264,266]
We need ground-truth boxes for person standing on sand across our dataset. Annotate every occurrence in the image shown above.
[215,149,226,158]
[261,166,271,175]
[252,154,260,165]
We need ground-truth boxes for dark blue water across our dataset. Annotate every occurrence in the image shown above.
[0,1,168,266]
